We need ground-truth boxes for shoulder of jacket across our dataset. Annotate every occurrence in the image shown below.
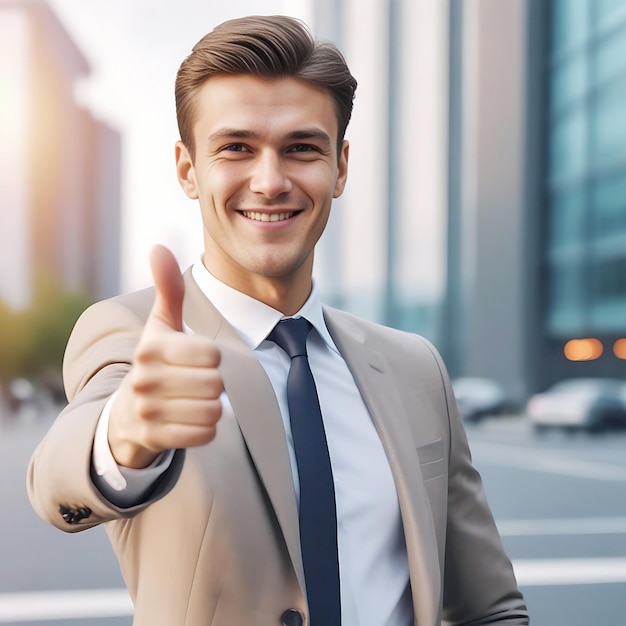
[323,304,448,368]
[323,304,429,342]
[108,285,156,322]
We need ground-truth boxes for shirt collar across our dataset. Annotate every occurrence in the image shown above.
[191,260,337,353]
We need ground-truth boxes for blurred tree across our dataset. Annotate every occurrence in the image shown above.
[0,276,93,400]
[0,300,30,384]
[23,276,93,377]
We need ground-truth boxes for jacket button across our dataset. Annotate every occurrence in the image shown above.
[59,505,92,524]
[281,608,303,626]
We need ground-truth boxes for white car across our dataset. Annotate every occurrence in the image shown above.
[526,378,626,433]
[452,377,510,423]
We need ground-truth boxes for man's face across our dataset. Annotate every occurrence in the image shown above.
[176,74,349,307]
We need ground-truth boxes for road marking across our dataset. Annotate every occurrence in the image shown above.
[0,588,132,622]
[513,557,626,586]
[2,557,626,621]
[471,441,626,481]
[498,516,626,536]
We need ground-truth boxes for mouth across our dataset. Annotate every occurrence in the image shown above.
[240,210,299,223]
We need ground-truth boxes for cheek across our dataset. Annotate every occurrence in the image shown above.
[197,164,243,204]
[304,169,339,201]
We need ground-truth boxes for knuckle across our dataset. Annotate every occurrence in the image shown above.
[131,375,158,396]
[205,372,224,396]
[201,425,217,445]
[135,396,158,420]
[209,346,221,367]
[129,364,164,395]
[135,339,160,364]
[197,401,220,425]
[207,399,222,423]
[200,341,221,367]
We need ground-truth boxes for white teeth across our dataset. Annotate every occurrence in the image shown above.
[242,211,295,222]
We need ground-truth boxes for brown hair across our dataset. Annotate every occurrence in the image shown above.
[175,15,357,159]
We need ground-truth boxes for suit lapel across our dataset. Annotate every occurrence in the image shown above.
[182,271,306,593]
[324,308,441,626]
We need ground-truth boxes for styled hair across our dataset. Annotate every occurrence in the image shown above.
[175,15,357,159]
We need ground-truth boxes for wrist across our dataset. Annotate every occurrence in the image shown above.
[108,435,159,469]
[108,381,160,469]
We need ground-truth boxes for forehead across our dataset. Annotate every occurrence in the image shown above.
[190,75,339,141]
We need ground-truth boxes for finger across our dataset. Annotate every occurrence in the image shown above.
[134,398,223,443]
[136,333,221,369]
[147,244,185,332]
[132,365,224,400]
[147,398,223,427]
[151,421,219,450]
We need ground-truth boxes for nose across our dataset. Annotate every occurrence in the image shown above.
[249,150,292,198]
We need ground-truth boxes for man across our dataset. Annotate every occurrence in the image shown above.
[28,15,528,626]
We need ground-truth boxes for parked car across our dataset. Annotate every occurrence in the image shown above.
[526,378,626,433]
[452,377,511,422]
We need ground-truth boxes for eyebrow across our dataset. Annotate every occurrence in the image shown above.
[207,128,333,149]
[286,129,333,148]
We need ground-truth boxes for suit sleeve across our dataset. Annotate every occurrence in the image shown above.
[26,297,184,532]
[422,341,529,626]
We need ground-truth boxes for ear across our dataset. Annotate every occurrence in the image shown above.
[333,140,349,198]
[175,141,199,199]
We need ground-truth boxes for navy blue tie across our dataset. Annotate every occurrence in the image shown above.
[268,318,341,626]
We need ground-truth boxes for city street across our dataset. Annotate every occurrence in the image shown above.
[1,407,625,625]
[467,416,626,626]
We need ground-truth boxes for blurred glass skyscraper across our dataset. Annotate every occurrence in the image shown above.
[547,0,626,338]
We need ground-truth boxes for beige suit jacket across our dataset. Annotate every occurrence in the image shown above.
[28,270,528,626]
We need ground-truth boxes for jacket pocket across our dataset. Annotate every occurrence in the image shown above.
[416,438,445,481]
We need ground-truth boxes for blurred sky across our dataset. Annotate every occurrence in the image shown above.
[47,0,311,292]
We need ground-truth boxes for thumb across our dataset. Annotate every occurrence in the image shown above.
[147,244,184,332]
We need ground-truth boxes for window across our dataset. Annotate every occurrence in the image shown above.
[545,0,626,336]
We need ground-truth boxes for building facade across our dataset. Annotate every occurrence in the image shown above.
[312,0,450,342]
[313,0,626,401]
[0,0,121,310]
[446,0,626,398]
[541,0,626,386]
[444,0,533,400]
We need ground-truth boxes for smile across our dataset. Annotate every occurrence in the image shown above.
[241,211,296,222]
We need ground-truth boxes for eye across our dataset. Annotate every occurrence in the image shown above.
[288,144,319,153]
[223,143,249,153]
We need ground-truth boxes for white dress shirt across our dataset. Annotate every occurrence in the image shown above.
[93,261,412,626]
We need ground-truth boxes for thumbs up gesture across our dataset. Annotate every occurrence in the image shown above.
[108,245,224,468]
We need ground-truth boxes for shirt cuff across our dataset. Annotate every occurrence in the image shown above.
[92,390,174,495]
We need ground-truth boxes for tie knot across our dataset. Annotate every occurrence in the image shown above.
[268,317,311,359]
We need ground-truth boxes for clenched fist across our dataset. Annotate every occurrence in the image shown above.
[108,245,224,468]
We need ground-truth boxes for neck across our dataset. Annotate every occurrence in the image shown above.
[202,257,313,316]
[244,276,312,316]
